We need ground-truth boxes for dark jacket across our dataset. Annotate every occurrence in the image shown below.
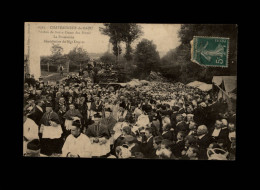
[209,127,229,142]
[172,140,185,158]
[162,131,175,142]
[140,136,154,158]
[197,134,213,160]
[27,105,44,126]
[175,121,189,134]
[129,143,141,155]
[39,111,60,126]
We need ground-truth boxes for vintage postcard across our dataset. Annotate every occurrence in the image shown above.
[24,22,237,160]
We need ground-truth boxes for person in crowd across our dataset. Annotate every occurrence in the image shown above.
[62,120,92,158]
[156,139,176,159]
[23,71,236,160]
[227,122,236,151]
[112,125,132,154]
[121,135,141,157]
[184,145,200,160]
[23,111,39,155]
[196,125,212,160]
[85,113,111,157]
[57,104,67,140]
[91,96,103,113]
[181,135,198,156]
[152,136,163,158]
[100,107,117,136]
[117,103,131,122]
[209,119,229,147]
[187,121,197,136]
[138,127,154,158]
[40,117,63,156]
[150,110,161,136]
[39,103,60,127]
[172,131,185,158]
[24,139,46,157]
[175,114,189,134]
[161,116,175,142]
[63,103,83,134]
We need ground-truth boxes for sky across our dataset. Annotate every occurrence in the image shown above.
[25,23,181,58]
[134,24,181,57]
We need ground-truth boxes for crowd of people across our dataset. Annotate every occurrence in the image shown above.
[23,72,236,160]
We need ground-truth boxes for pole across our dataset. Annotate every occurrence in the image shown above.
[213,82,230,98]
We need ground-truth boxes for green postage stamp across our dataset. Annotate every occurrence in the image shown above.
[191,36,229,67]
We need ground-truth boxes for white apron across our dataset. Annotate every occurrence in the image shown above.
[91,139,110,157]
[42,125,63,139]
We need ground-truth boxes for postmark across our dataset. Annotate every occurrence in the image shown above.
[191,36,229,67]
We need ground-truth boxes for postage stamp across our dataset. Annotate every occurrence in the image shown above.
[191,36,229,67]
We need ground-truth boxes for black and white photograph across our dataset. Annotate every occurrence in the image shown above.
[23,22,237,160]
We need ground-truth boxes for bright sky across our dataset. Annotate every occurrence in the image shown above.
[134,24,181,56]
[25,23,181,58]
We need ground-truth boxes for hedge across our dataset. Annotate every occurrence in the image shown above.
[41,65,59,72]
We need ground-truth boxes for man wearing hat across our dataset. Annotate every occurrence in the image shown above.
[85,112,111,157]
[24,139,47,157]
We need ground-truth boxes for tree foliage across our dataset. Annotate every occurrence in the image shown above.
[99,52,116,64]
[50,44,63,56]
[99,24,125,59]
[134,39,160,77]
[67,46,90,65]
[99,23,143,61]
[121,24,143,61]
[158,24,238,83]
[49,44,65,66]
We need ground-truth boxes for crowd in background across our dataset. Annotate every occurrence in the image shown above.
[23,72,236,160]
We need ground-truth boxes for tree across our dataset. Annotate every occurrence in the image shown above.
[100,24,125,63]
[51,44,63,55]
[134,39,160,77]
[159,24,237,83]
[49,44,64,72]
[100,23,143,63]
[121,24,143,61]
[177,24,237,75]
[99,52,116,64]
[67,46,90,71]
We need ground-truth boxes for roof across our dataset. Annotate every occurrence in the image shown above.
[187,81,212,91]
[187,81,205,88]
[197,83,212,91]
